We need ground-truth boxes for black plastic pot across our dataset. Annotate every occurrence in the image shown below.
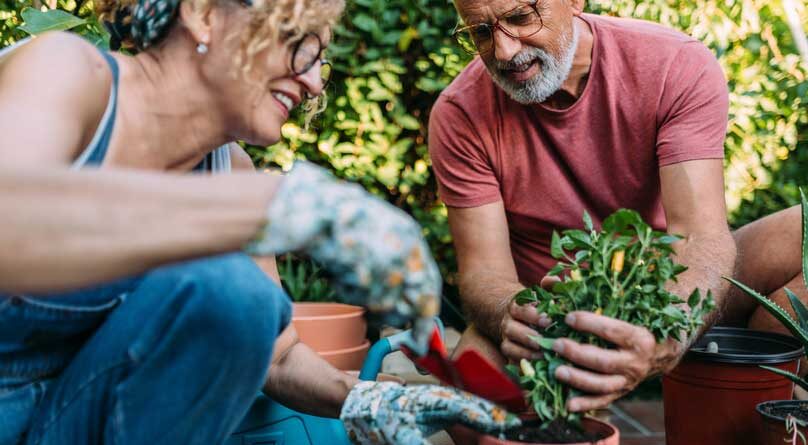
[664,327,804,445]
[757,400,808,445]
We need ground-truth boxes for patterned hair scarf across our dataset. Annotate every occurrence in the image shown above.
[104,0,181,51]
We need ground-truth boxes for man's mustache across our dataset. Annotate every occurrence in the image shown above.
[494,49,548,71]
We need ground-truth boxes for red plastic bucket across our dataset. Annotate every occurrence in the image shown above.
[663,327,802,445]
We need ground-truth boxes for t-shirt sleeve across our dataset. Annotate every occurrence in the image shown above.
[428,94,501,208]
[655,41,729,167]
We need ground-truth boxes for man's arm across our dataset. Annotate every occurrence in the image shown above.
[449,201,545,361]
[661,159,736,331]
[0,167,280,294]
[549,159,736,412]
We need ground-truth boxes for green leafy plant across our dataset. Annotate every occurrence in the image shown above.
[278,254,338,303]
[509,209,714,425]
[726,187,808,390]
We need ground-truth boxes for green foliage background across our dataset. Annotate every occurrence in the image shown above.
[2,0,806,324]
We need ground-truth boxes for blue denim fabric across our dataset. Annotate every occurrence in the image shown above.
[0,253,290,445]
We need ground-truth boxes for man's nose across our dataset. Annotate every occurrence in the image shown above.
[492,27,522,63]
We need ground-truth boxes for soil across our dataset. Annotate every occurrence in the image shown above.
[762,402,808,423]
[499,418,605,444]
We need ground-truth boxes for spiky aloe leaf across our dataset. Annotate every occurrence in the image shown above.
[800,187,808,291]
[788,288,808,333]
[725,277,808,346]
[760,365,808,392]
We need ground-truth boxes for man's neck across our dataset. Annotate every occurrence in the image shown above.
[544,17,594,110]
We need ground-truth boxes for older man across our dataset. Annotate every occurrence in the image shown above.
[429,0,803,412]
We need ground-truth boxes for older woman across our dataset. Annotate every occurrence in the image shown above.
[0,0,519,443]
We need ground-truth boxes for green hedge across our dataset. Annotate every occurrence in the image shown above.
[2,0,806,327]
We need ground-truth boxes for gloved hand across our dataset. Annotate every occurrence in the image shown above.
[340,381,521,445]
[246,161,441,350]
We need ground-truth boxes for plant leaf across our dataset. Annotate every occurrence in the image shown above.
[760,365,808,392]
[602,209,642,233]
[583,210,594,232]
[658,235,682,245]
[786,287,808,332]
[19,8,86,35]
[800,187,808,291]
[514,289,537,305]
[726,277,808,345]
[687,289,701,308]
[551,231,564,258]
[531,335,556,350]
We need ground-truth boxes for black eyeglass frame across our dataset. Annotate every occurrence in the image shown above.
[452,0,544,55]
[290,32,332,87]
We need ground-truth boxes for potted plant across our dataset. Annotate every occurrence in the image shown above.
[279,255,369,370]
[727,188,808,445]
[470,209,713,444]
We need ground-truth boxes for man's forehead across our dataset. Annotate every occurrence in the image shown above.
[454,0,527,24]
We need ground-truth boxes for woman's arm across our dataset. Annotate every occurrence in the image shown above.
[229,142,282,285]
[263,324,359,418]
[0,166,280,294]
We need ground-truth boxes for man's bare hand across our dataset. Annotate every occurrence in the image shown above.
[499,298,550,362]
[550,311,684,412]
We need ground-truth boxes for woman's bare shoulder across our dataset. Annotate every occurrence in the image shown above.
[2,31,109,83]
[0,32,114,165]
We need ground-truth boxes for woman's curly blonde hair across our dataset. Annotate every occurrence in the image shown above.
[96,0,344,124]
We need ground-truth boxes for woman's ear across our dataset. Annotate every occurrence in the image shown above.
[178,1,213,48]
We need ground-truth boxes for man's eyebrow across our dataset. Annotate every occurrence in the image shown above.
[461,2,529,26]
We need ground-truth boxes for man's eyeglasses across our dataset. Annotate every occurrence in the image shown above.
[291,32,332,88]
[453,1,544,55]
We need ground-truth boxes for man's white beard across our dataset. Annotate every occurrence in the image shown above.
[485,24,580,105]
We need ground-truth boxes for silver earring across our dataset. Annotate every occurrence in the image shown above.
[196,42,208,54]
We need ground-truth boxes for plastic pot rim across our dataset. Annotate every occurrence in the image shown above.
[686,327,804,365]
[756,400,808,423]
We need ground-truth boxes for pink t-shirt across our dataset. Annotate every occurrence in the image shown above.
[429,13,729,286]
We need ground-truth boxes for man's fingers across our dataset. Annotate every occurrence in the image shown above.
[501,339,542,362]
[502,320,543,351]
[554,365,629,395]
[539,275,561,290]
[567,393,622,412]
[552,338,628,374]
[565,311,650,348]
[509,301,543,326]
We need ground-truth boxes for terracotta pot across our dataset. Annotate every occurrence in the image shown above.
[318,340,370,370]
[292,303,367,352]
[450,416,618,445]
[663,327,803,445]
[757,400,808,445]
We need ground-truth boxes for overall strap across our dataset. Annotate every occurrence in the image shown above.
[71,50,120,169]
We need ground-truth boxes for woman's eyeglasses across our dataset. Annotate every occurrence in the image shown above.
[291,32,332,87]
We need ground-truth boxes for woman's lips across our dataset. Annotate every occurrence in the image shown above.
[271,95,290,120]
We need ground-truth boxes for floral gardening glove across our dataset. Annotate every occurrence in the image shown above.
[340,381,521,445]
[246,161,441,351]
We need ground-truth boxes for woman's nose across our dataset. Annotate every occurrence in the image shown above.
[296,61,324,98]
